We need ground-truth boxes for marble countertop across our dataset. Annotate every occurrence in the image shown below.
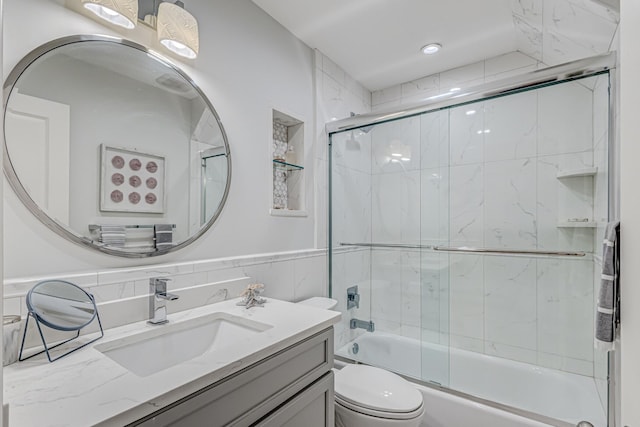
[4,298,341,427]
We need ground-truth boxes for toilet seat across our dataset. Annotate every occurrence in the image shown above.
[335,394,424,420]
[334,364,424,420]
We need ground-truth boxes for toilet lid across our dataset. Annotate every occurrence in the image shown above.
[297,297,338,310]
[334,365,423,413]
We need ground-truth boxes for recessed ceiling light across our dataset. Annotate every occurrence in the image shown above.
[466,110,476,116]
[421,43,441,55]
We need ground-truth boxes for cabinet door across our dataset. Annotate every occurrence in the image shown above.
[254,372,334,427]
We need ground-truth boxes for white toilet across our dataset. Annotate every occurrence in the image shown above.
[334,364,425,427]
[297,297,425,427]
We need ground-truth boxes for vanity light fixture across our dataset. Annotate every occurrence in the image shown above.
[82,0,138,29]
[157,1,200,59]
[421,43,441,55]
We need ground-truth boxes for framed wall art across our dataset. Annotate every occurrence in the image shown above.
[100,144,165,213]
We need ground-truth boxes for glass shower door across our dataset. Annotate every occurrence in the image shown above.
[443,74,610,426]
[368,115,426,380]
[330,110,451,388]
[419,109,451,387]
[328,65,610,427]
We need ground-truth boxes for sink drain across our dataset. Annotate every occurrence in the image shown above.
[352,343,359,355]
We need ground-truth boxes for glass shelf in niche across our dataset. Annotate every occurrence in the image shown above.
[273,159,304,171]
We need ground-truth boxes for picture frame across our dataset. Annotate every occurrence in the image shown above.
[100,144,165,213]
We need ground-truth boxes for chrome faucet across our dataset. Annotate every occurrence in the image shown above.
[350,318,375,332]
[148,278,179,325]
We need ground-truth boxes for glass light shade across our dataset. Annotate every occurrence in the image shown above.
[157,2,199,59]
[82,0,138,29]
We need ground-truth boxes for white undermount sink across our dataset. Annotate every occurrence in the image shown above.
[94,312,272,377]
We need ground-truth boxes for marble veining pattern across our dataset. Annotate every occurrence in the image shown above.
[484,257,537,351]
[449,164,484,245]
[420,110,449,169]
[372,170,420,244]
[484,91,537,162]
[449,103,484,166]
[484,158,537,249]
[4,299,340,427]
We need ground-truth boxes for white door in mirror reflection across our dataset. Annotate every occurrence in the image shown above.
[6,92,70,223]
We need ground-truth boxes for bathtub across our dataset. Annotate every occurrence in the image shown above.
[336,332,606,427]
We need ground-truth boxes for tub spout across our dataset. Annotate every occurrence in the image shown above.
[350,318,375,332]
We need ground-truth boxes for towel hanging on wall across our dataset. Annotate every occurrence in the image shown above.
[154,224,173,251]
[595,221,620,350]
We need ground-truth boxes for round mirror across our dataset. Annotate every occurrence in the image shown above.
[27,280,97,331]
[3,35,231,257]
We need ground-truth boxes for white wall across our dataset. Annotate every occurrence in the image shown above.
[3,0,316,278]
[619,1,640,425]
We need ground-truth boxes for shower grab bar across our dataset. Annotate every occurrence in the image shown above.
[339,242,586,257]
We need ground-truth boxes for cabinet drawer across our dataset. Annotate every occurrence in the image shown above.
[132,327,333,427]
[254,372,334,427]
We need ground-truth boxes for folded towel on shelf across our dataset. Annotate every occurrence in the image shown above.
[154,224,173,250]
[595,221,620,350]
[99,225,126,247]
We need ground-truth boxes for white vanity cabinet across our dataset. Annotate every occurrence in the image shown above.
[130,327,334,427]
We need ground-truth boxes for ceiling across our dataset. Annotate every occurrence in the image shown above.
[252,0,518,91]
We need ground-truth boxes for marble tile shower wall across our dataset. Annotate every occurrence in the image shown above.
[313,49,373,350]
[512,0,618,66]
[364,78,606,377]
[372,52,542,112]
[330,128,373,349]
[314,49,372,250]
[3,249,328,332]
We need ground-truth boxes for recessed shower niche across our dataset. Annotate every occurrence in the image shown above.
[271,110,306,216]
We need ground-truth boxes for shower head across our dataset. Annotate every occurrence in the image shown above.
[345,130,360,151]
[348,112,374,134]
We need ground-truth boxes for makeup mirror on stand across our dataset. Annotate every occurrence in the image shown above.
[19,280,103,362]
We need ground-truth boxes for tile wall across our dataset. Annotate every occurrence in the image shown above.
[372,52,542,111]
[4,248,329,347]
[313,49,373,349]
[314,49,372,249]
[512,0,618,66]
